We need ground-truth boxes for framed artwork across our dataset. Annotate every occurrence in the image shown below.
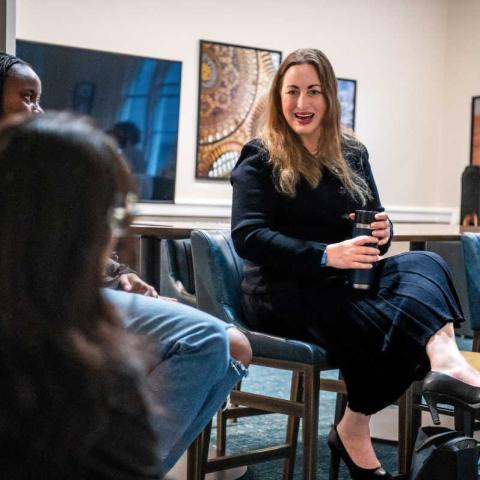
[337,78,357,131]
[196,40,282,179]
[471,96,480,165]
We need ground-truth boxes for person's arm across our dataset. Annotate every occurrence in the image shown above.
[104,258,158,297]
[231,141,328,277]
[104,258,135,289]
[232,141,380,274]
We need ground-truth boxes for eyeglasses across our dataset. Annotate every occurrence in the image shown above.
[110,192,137,237]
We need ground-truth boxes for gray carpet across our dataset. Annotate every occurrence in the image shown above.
[210,366,397,480]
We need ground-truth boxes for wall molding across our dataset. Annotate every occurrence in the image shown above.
[386,206,457,224]
[136,200,458,224]
[136,199,231,218]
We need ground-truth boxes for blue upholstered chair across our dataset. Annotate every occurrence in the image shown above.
[188,230,345,480]
[159,239,196,307]
[460,233,480,351]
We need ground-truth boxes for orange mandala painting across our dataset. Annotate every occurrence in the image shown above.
[196,41,281,179]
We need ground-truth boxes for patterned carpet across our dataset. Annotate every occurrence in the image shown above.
[210,366,397,480]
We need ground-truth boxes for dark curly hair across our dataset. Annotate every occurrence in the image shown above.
[0,52,28,116]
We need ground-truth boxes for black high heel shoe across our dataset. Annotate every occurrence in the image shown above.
[327,427,393,479]
[422,371,480,425]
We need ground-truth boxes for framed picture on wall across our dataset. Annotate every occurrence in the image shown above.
[195,40,282,180]
[337,78,357,131]
[471,96,480,165]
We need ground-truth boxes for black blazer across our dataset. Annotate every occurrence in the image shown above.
[230,138,392,294]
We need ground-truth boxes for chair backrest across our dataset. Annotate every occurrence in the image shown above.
[159,239,196,307]
[190,230,246,327]
[461,233,480,331]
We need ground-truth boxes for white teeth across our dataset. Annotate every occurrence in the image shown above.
[295,113,314,118]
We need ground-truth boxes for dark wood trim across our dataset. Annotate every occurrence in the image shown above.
[230,390,304,417]
[204,446,291,472]
[302,365,320,479]
[283,372,303,480]
[320,377,347,394]
[473,331,480,352]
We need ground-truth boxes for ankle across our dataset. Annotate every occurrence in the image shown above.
[337,410,371,437]
[332,425,380,469]
[337,422,369,440]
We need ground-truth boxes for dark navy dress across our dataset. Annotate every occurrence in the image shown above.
[231,138,463,414]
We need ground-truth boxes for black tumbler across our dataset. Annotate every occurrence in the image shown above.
[349,209,378,290]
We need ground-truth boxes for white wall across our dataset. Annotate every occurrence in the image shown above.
[16,0,470,220]
[438,0,480,216]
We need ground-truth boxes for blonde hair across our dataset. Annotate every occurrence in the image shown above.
[260,48,371,203]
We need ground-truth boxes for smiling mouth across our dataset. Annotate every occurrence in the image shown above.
[294,113,314,124]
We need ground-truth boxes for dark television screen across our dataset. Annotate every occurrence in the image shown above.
[17,40,182,202]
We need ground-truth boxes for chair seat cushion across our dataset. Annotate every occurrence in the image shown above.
[245,330,336,367]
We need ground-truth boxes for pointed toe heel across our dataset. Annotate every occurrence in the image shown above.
[422,371,480,427]
[327,427,392,480]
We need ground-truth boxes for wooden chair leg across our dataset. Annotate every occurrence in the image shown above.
[398,381,422,477]
[199,421,212,480]
[454,407,475,437]
[216,381,242,455]
[187,432,202,480]
[187,420,212,480]
[473,331,480,353]
[329,387,347,480]
[215,407,227,456]
[333,371,347,426]
[232,380,242,423]
[333,393,347,426]
[283,371,304,480]
[302,365,320,480]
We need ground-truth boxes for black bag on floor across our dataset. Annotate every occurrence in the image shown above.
[410,426,478,480]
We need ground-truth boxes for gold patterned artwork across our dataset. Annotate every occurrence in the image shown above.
[472,97,480,166]
[196,41,281,179]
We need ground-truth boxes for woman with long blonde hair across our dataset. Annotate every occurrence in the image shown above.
[231,48,480,479]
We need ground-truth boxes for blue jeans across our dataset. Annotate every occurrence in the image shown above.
[103,289,247,473]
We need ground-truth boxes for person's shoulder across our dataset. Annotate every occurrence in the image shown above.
[231,138,271,180]
[341,133,367,155]
[241,138,270,161]
[341,133,368,168]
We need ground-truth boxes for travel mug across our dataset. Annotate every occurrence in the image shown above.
[349,209,378,290]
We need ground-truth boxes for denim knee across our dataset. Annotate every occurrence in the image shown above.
[170,316,232,377]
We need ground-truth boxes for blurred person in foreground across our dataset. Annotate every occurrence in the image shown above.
[0,52,252,474]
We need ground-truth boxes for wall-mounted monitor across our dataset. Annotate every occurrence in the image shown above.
[17,40,182,202]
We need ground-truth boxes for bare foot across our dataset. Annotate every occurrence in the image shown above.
[432,361,480,388]
[427,323,480,387]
